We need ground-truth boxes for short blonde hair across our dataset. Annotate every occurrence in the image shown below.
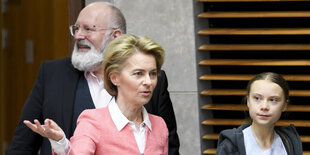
[103,34,165,96]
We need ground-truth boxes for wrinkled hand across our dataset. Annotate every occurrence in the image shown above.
[24,119,64,141]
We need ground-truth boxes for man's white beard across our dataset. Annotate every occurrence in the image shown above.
[71,37,110,72]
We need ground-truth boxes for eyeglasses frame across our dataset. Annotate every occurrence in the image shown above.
[69,24,118,37]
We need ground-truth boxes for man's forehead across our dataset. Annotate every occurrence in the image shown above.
[76,8,110,26]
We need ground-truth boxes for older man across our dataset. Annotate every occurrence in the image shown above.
[8,2,179,155]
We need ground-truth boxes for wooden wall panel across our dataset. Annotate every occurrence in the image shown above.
[195,0,310,154]
[4,1,26,144]
[53,0,70,58]
[2,0,69,153]
[69,0,85,53]
[0,0,4,154]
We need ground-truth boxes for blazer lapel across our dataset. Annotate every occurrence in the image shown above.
[62,59,81,137]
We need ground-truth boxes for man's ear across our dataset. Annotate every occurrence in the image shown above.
[111,29,122,39]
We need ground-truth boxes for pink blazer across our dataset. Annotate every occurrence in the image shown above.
[66,107,168,155]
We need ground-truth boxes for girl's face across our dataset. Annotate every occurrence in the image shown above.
[247,80,287,127]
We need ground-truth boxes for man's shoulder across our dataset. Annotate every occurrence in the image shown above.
[38,57,80,79]
[157,70,168,84]
[158,70,166,78]
[44,57,71,65]
[41,57,74,71]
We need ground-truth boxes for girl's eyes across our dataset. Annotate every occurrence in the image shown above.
[254,96,261,101]
[270,98,279,102]
[253,96,280,103]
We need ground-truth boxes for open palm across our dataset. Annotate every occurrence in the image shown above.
[24,118,64,141]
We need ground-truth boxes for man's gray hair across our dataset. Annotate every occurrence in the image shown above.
[105,2,126,33]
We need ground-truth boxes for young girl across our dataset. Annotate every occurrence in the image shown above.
[216,72,303,155]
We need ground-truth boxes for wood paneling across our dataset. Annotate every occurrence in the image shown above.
[199,44,310,51]
[1,0,72,153]
[199,59,310,66]
[68,0,85,54]
[197,0,310,2]
[198,28,310,35]
[202,119,310,127]
[203,133,310,142]
[198,11,310,18]
[202,104,310,112]
[203,148,310,155]
[200,74,310,81]
[0,0,4,154]
[195,0,310,154]
[201,89,310,97]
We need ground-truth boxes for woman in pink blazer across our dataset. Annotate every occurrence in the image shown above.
[24,34,168,155]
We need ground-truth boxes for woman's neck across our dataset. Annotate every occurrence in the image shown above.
[251,123,275,150]
[116,99,143,131]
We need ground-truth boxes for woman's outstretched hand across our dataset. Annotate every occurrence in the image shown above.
[24,119,64,141]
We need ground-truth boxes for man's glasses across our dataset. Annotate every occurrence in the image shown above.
[69,25,117,37]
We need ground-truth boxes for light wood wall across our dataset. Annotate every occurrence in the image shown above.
[195,0,310,154]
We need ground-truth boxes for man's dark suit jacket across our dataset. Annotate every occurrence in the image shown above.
[7,57,180,155]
